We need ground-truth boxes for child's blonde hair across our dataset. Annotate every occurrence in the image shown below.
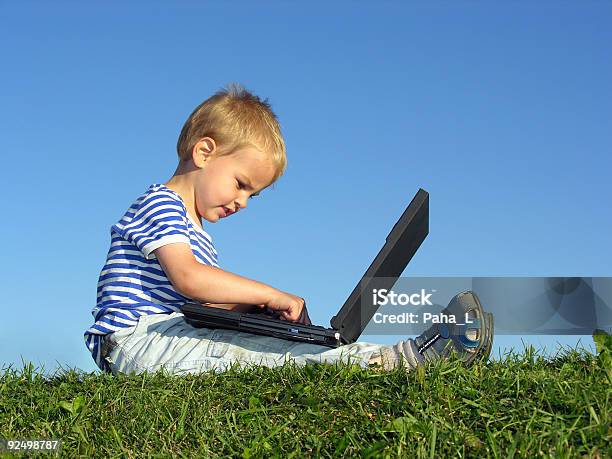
[176,83,287,183]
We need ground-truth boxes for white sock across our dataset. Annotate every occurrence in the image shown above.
[369,339,426,371]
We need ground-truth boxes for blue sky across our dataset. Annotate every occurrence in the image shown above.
[1,1,610,375]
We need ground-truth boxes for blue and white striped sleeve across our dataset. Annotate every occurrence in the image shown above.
[115,192,191,259]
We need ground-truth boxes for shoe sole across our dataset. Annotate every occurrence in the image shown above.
[457,291,493,365]
[479,312,494,361]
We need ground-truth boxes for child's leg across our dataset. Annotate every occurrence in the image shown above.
[101,312,393,376]
[101,290,493,376]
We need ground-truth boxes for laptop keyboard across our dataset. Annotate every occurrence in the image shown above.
[243,311,330,330]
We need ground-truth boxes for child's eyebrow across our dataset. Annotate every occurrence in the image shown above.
[238,175,254,190]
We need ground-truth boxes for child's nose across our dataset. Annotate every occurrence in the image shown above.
[235,196,248,210]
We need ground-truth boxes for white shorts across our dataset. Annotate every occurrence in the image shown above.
[100,311,383,376]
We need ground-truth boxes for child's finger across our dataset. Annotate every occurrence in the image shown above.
[285,308,299,322]
[281,308,291,321]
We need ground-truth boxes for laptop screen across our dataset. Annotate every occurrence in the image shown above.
[330,189,429,342]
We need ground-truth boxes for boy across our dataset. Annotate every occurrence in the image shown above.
[84,84,494,375]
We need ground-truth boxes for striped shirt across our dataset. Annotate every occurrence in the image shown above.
[84,183,219,372]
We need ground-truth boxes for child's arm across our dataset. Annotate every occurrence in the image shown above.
[155,243,275,303]
[154,242,305,321]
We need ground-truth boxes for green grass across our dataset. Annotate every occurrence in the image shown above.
[1,345,610,458]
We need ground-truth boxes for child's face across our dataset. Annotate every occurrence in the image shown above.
[194,144,276,223]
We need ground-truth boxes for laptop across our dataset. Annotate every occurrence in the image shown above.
[180,188,429,347]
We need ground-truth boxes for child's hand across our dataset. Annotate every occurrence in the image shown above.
[263,291,306,322]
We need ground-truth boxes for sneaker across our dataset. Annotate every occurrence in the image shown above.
[414,290,494,365]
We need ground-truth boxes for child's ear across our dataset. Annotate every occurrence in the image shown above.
[192,137,217,168]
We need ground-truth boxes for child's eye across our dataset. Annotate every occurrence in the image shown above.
[238,179,259,199]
